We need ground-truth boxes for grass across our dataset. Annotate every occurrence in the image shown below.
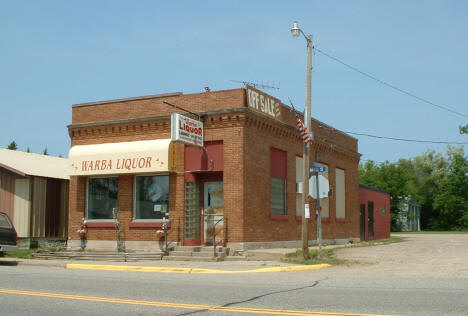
[394,230,468,234]
[5,248,39,259]
[364,236,405,245]
[285,236,406,266]
[284,249,346,266]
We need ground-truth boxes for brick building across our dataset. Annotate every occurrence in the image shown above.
[358,185,391,241]
[67,86,361,251]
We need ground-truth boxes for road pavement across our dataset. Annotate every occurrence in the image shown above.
[1,233,467,315]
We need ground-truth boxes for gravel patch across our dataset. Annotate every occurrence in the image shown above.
[331,233,468,278]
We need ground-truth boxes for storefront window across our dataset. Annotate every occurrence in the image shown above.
[135,175,169,220]
[87,177,118,220]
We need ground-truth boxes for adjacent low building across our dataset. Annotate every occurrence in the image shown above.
[0,149,69,247]
[358,185,391,241]
[67,86,361,251]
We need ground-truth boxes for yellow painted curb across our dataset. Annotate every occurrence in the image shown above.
[66,263,330,274]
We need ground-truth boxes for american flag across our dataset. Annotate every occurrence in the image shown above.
[288,98,312,144]
[296,115,312,144]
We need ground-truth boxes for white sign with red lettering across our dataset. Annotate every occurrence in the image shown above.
[171,113,203,147]
[68,139,171,176]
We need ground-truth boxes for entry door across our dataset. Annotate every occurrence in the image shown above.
[360,204,366,241]
[368,201,374,239]
[203,181,223,245]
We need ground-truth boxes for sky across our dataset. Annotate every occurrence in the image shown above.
[1,1,467,163]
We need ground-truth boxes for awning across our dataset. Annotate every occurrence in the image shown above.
[69,139,172,176]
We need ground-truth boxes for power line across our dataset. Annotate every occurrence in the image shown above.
[360,158,390,165]
[343,130,468,145]
[314,47,468,119]
[315,123,468,145]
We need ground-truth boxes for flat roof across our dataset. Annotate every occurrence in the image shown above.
[359,184,390,194]
[72,92,183,108]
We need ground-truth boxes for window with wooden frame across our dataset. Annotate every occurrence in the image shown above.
[270,148,287,215]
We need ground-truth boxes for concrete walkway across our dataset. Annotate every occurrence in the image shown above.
[0,244,344,273]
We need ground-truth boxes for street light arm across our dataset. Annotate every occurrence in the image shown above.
[299,29,312,44]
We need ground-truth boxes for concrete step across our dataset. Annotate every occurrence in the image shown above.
[32,251,163,261]
[172,246,226,253]
[161,256,218,262]
[224,256,247,261]
[169,251,224,258]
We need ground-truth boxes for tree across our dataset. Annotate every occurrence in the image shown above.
[460,124,468,134]
[7,141,18,150]
[432,146,468,230]
[359,160,413,230]
[360,147,468,231]
[409,150,448,230]
[26,147,31,153]
[43,148,48,155]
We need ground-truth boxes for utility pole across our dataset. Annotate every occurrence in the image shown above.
[291,21,313,259]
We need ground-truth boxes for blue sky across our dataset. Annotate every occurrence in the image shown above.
[1,1,467,162]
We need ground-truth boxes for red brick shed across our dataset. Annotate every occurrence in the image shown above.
[359,185,391,241]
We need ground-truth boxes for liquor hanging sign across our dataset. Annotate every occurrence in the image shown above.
[171,113,204,147]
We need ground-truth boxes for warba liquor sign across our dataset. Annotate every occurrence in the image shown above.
[171,113,204,147]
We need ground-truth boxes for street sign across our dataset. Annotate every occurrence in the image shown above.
[309,175,329,199]
[310,166,327,173]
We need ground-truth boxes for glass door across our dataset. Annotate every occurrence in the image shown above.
[203,181,223,245]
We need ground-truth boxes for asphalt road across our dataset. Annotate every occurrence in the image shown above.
[0,234,467,315]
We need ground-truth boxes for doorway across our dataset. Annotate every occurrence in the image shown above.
[360,204,366,241]
[203,181,223,245]
[368,201,374,239]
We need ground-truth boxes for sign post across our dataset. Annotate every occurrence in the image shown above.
[309,155,325,252]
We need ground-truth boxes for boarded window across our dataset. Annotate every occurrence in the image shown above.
[270,148,286,215]
[335,168,346,219]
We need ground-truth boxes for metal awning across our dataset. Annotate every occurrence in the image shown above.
[69,139,171,176]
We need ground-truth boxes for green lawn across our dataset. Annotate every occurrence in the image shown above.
[284,249,347,266]
[393,231,468,234]
[5,249,39,259]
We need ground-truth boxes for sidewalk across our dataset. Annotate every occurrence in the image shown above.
[0,245,341,273]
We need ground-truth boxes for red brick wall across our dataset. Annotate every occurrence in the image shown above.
[243,113,360,243]
[359,186,391,240]
[68,88,360,247]
[72,89,246,125]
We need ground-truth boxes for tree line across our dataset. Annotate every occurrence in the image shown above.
[359,146,468,231]
[6,140,52,156]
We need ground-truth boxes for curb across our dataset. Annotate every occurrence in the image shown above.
[66,263,331,273]
[1,259,67,268]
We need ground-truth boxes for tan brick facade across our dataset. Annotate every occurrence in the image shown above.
[67,87,360,251]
